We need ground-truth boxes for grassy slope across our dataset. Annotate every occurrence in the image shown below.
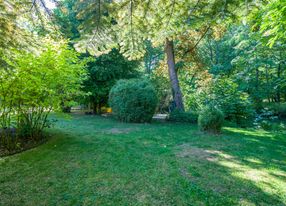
[0,114,285,206]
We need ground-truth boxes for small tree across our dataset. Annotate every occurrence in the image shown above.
[0,39,86,150]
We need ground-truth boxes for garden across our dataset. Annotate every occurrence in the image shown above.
[0,0,286,205]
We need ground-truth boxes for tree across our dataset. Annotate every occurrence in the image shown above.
[83,49,139,114]
[74,0,257,111]
[53,0,81,41]
[252,0,286,47]
[179,24,286,126]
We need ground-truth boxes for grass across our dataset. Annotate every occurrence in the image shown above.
[0,114,286,205]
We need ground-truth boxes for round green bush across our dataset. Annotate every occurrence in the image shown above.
[198,106,224,133]
[109,78,158,123]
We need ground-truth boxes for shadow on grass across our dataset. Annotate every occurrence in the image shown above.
[176,127,286,205]
[2,115,285,205]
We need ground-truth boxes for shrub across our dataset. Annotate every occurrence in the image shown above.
[254,108,285,131]
[198,106,224,134]
[211,79,255,127]
[185,78,255,127]
[269,103,286,118]
[0,40,85,152]
[109,78,158,123]
[168,109,198,123]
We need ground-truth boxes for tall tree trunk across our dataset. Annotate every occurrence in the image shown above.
[277,62,281,103]
[93,102,98,114]
[266,66,271,103]
[255,67,262,109]
[165,38,184,111]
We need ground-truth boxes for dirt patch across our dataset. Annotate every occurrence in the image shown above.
[176,144,234,162]
[104,128,136,134]
[176,144,218,162]
[176,144,238,194]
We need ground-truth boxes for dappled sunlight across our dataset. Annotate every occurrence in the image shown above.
[176,143,286,205]
[244,158,263,165]
[224,127,274,138]
[218,158,286,200]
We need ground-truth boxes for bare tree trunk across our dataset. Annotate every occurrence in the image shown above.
[277,62,281,103]
[165,38,185,111]
[93,102,98,114]
[266,66,271,103]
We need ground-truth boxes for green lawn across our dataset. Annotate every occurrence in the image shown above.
[0,114,286,206]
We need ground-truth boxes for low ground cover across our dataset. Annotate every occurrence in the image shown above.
[0,114,285,205]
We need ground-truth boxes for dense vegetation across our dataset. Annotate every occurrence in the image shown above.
[0,0,286,205]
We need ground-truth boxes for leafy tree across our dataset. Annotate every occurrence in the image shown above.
[73,0,256,111]
[252,0,286,47]
[0,39,86,150]
[83,49,140,114]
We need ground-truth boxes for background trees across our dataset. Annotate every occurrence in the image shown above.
[82,49,139,114]
[73,0,257,111]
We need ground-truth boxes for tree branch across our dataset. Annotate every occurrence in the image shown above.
[183,24,211,58]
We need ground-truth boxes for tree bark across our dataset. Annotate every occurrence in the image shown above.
[165,38,185,111]
[93,102,98,114]
[277,62,281,103]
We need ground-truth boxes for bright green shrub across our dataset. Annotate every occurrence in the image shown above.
[109,78,158,123]
[168,109,198,123]
[198,106,224,134]
[0,39,85,151]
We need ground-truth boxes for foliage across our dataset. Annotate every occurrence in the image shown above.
[0,0,30,67]
[252,0,286,47]
[74,0,254,59]
[198,106,224,133]
[74,0,256,111]
[254,108,285,131]
[143,41,164,74]
[82,49,140,113]
[209,78,255,127]
[168,109,198,124]
[109,78,157,123]
[0,39,86,150]
[180,25,285,128]
[268,103,286,118]
[53,0,81,41]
